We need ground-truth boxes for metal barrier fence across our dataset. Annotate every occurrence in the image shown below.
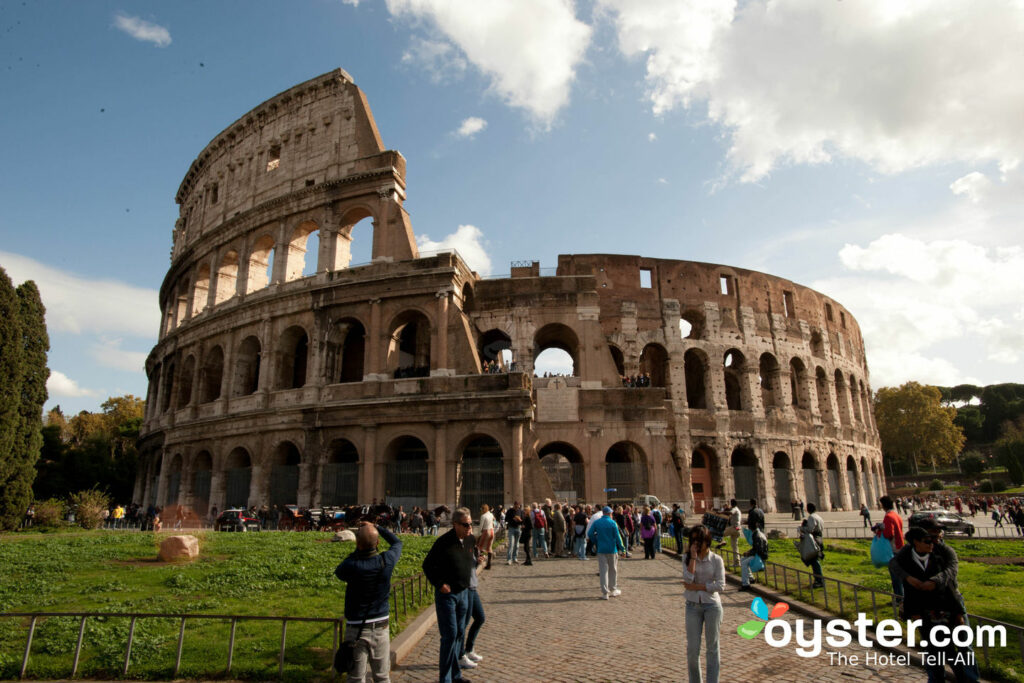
[662,535,1024,672]
[767,523,1024,540]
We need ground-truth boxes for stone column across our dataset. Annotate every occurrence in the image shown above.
[510,419,524,505]
[741,366,762,416]
[258,317,273,395]
[297,463,313,508]
[360,426,378,503]
[155,453,170,508]
[432,288,451,376]
[431,422,448,507]
[367,298,383,379]
[209,470,225,514]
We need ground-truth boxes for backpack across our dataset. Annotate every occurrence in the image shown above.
[533,512,546,528]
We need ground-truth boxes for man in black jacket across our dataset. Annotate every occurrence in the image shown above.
[334,521,403,683]
[746,499,765,532]
[423,507,476,683]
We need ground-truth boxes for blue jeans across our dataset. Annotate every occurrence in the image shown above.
[533,531,548,556]
[573,535,586,559]
[654,530,662,553]
[888,563,904,598]
[460,589,485,657]
[506,527,521,562]
[435,589,469,683]
[808,558,823,586]
[740,556,756,585]
[686,601,722,683]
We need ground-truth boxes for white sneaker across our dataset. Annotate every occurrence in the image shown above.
[507,559,512,565]
[611,589,622,597]
[601,593,610,600]
[467,652,483,662]
[459,655,478,668]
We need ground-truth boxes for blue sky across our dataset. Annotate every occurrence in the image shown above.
[2,0,1023,415]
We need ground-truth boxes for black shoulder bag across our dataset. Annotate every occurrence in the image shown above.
[335,560,384,673]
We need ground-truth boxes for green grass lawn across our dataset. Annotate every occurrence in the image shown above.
[0,530,437,680]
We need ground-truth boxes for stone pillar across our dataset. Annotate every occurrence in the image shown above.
[511,419,524,505]
[360,426,378,503]
[155,453,170,508]
[431,422,448,507]
[258,317,273,394]
[367,298,383,379]
[209,470,225,514]
[272,220,289,285]
[432,289,451,376]
[741,366,762,416]
[297,463,313,508]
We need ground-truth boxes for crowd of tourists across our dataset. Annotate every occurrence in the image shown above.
[620,373,654,387]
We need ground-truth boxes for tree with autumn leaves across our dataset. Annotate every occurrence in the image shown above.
[874,382,964,475]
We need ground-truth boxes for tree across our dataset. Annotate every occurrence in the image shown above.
[959,450,986,477]
[0,267,26,530]
[874,382,965,475]
[995,418,1024,486]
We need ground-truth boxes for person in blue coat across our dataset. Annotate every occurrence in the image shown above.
[588,506,626,599]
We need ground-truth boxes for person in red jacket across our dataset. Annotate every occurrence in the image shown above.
[880,495,904,600]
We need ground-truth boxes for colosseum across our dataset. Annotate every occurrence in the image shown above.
[136,68,883,517]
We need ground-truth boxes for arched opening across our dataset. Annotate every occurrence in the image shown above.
[232,336,261,397]
[849,373,863,423]
[605,442,648,504]
[860,456,873,505]
[176,355,195,409]
[533,323,579,377]
[388,311,431,378]
[772,451,792,512]
[327,318,366,383]
[459,436,504,513]
[810,331,825,358]
[167,454,183,506]
[276,326,309,390]
[285,221,319,281]
[246,234,276,293]
[461,283,475,313]
[801,451,820,508]
[690,445,719,512]
[684,349,708,409]
[174,279,190,327]
[846,455,861,508]
[608,345,625,378]
[214,250,239,305]
[680,309,705,340]
[200,345,224,403]
[639,343,668,387]
[224,447,252,509]
[385,436,429,509]
[789,358,807,409]
[538,442,585,503]
[759,353,780,410]
[269,441,301,507]
[815,367,833,423]
[161,361,176,414]
[192,263,210,316]
[333,210,374,269]
[731,447,758,507]
[724,350,745,410]
[834,370,851,426]
[479,329,513,372]
[302,230,320,277]
[192,451,212,516]
[323,439,359,506]
[826,453,842,510]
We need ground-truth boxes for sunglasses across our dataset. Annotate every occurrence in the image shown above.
[456,521,472,528]
[917,538,934,545]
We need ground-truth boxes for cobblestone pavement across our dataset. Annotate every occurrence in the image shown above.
[390,551,924,683]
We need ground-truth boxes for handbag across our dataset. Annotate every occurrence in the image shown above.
[870,532,894,568]
[797,532,820,564]
[334,561,384,673]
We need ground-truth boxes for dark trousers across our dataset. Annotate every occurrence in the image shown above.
[435,589,469,683]
[643,536,655,559]
[522,535,532,564]
[460,589,485,657]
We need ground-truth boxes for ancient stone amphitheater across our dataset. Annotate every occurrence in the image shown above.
[136,69,883,516]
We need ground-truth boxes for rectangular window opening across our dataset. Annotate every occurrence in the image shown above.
[783,290,795,319]
[826,303,834,322]
[305,179,315,187]
[719,275,731,296]
[266,145,281,172]
[840,311,847,328]
[210,184,219,204]
[640,268,653,289]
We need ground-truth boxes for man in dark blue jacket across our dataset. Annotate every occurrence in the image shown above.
[423,507,477,683]
[335,521,403,683]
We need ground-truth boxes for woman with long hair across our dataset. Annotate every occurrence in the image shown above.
[682,524,726,683]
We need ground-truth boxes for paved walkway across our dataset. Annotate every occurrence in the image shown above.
[391,550,922,683]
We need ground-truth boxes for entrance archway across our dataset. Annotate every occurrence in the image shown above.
[772,451,792,512]
[225,447,252,509]
[690,445,719,513]
[192,451,212,516]
[801,451,820,509]
[538,442,585,502]
[385,436,429,508]
[731,447,758,507]
[459,436,504,513]
[605,442,647,504]
[322,439,359,506]
[826,453,842,510]
[270,442,301,507]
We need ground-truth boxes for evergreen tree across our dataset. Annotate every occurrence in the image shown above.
[0,281,49,529]
[0,267,26,529]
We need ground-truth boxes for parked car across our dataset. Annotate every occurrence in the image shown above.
[908,509,975,536]
[215,508,261,532]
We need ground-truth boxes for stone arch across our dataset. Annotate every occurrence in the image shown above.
[214,249,239,305]
[224,446,252,508]
[479,328,513,370]
[723,349,746,411]
[538,441,585,502]
[276,325,309,390]
[680,308,705,340]
[285,220,320,281]
[176,354,195,410]
[690,444,720,513]
[730,446,759,506]
[605,441,648,503]
[684,348,709,409]
[640,343,669,387]
[269,441,302,507]
[815,366,834,423]
[200,345,224,403]
[192,262,210,316]
[846,455,862,508]
[333,206,375,269]
[167,454,184,506]
[533,323,579,377]
[759,352,781,410]
[191,450,213,515]
[388,310,432,378]
[801,451,821,509]
[384,435,429,508]
[322,438,360,506]
[789,357,808,409]
[326,317,366,383]
[459,435,504,514]
[246,234,276,293]
[232,335,261,397]
[826,452,842,510]
[772,451,793,512]
[608,344,625,377]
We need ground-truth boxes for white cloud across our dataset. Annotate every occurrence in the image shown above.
[342,0,360,6]
[950,172,992,204]
[386,0,592,126]
[401,37,468,82]
[47,371,97,398]
[455,116,487,139]
[113,14,171,48]
[648,133,657,142]
[813,233,1024,387]
[89,338,149,373]
[657,177,669,185]
[598,0,1024,181]
[417,224,493,276]
[0,251,159,337]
